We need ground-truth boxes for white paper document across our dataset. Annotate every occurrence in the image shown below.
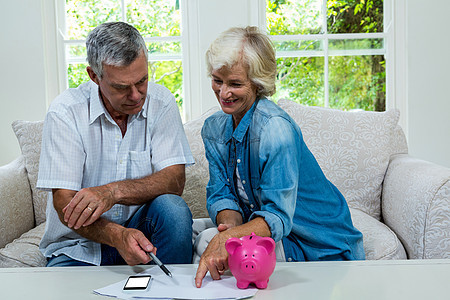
[93,266,258,299]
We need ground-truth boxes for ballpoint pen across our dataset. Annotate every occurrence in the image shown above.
[148,252,173,277]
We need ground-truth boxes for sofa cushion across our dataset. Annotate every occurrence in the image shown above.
[0,222,47,267]
[0,157,34,248]
[350,208,407,260]
[183,107,220,219]
[278,99,402,220]
[12,120,47,226]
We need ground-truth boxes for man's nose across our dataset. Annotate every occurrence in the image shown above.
[129,85,141,101]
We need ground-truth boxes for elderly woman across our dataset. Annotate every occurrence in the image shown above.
[194,26,364,288]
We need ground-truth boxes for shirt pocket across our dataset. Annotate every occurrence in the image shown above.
[129,150,152,179]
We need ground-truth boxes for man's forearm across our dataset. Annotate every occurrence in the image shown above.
[53,188,124,246]
[72,217,124,247]
[109,164,186,205]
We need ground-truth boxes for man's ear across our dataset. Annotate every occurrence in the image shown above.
[86,66,100,85]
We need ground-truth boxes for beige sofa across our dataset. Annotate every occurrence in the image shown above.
[1,99,449,267]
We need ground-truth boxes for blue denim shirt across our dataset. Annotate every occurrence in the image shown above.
[201,98,365,261]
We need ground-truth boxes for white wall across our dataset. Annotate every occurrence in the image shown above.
[1,0,449,168]
[407,0,450,168]
[0,1,48,166]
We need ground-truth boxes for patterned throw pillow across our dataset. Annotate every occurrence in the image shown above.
[277,99,406,220]
[182,107,220,219]
[12,120,47,225]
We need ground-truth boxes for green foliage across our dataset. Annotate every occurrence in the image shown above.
[67,61,183,109]
[273,57,324,107]
[150,61,183,109]
[65,0,183,108]
[67,63,89,88]
[267,0,322,35]
[66,0,385,113]
[328,0,383,33]
[329,55,385,111]
[267,0,385,111]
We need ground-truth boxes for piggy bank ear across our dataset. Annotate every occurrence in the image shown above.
[225,238,242,255]
[256,237,276,254]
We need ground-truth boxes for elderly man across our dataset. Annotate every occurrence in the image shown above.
[38,22,194,267]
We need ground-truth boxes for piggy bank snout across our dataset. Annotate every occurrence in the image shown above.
[241,259,258,273]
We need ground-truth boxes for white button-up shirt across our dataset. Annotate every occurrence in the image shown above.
[37,80,194,265]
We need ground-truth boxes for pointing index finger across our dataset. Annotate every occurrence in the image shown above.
[195,262,208,288]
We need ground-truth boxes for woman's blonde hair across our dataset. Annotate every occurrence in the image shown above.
[206,26,277,98]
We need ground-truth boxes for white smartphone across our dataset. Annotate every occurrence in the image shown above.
[123,275,152,291]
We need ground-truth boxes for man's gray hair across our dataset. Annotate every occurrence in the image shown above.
[86,22,148,79]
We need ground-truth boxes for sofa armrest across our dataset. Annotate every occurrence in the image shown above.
[382,154,450,259]
[0,156,35,248]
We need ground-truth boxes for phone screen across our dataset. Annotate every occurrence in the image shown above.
[123,275,152,290]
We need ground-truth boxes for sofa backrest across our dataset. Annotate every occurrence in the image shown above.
[12,100,407,222]
[277,99,407,220]
[182,107,220,219]
[12,120,47,226]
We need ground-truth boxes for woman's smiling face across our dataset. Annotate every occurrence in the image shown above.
[211,63,258,126]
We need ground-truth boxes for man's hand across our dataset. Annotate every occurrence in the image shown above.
[62,185,116,229]
[114,227,157,266]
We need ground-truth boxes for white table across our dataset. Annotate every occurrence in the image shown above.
[1,259,449,299]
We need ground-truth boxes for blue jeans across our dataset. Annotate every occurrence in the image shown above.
[47,194,193,267]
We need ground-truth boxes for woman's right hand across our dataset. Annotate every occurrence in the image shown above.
[194,229,232,288]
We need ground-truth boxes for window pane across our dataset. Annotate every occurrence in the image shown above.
[65,0,122,39]
[67,44,86,62]
[67,61,184,109]
[274,57,324,107]
[327,0,383,34]
[267,0,322,35]
[147,41,181,56]
[68,63,90,88]
[64,0,184,113]
[126,0,181,37]
[149,61,183,109]
[328,55,385,111]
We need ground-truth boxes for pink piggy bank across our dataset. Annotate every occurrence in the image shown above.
[225,232,276,289]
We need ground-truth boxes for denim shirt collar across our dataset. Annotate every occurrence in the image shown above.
[227,99,260,144]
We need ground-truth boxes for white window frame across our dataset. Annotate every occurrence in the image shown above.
[54,1,184,114]
[266,1,389,109]
[47,0,407,128]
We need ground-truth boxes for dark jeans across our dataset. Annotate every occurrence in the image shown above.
[47,194,193,267]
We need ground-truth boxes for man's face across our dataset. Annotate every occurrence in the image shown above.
[88,52,149,118]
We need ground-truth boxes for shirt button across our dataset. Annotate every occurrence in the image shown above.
[250,204,254,209]
[227,178,230,182]
[119,160,123,164]
[237,159,241,163]
[242,180,246,184]
[288,257,293,262]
